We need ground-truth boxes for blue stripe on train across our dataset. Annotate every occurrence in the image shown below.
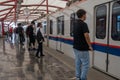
[92,44,108,53]
[49,36,73,45]
[109,47,120,56]
[48,36,120,57]
[49,36,57,41]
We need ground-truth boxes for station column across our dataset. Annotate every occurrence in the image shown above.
[1,21,4,36]
[46,0,50,47]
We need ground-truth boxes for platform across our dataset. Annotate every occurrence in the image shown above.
[0,38,117,80]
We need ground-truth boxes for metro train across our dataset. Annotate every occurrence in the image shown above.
[37,0,120,79]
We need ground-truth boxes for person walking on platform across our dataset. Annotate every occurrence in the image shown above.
[17,23,25,46]
[26,21,36,51]
[73,9,93,80]
[9,27,13,42]
[36,22,45,58]
[14,27,19,44]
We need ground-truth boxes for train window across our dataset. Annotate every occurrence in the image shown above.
[57,17,60,35]
[43,21,46,34]
[57,16,64,35]
[96,5,107,39]
[70,13,75,36]
[50,20,53,34]
[44,25,46,34]
[112,1,120,41]
[70,13,78,36]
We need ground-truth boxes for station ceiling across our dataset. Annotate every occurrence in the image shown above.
[0,0,68,22]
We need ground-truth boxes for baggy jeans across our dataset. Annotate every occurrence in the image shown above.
[73,49,90,80]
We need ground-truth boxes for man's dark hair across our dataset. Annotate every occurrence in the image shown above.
[17,23,22,27]
[76,9,86,18]
[37,22,42,27]
[31,20,35,25]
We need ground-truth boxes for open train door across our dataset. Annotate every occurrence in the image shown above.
[93,3,109,72]
[56,16,64,53]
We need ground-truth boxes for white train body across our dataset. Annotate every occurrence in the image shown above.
[38,0,120,79]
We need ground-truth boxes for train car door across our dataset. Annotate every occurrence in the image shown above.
[56,16,64,53]
[108,1,120,78]
[43,21,47,46]
[94,4,109,71]
[70,13,76,36]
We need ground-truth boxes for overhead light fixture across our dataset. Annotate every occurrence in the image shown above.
[17,0,23,4]
[23,7,30,16]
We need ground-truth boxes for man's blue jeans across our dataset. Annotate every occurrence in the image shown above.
[73,49,90,80]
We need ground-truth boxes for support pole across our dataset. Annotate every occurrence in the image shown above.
[46,0,49,14]
[1,21,4,36]
[14,0,17,26]
[46,16,50,47]
[46,0,49,47]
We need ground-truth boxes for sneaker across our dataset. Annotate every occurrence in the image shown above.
[40,54,45,56]
[22,45,25,48]
[28,48,31,51]
[76,78,80,80]
[33,48,37,50]
[35,56,40,58]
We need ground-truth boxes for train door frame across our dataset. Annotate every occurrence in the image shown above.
[94,0,120,79]
[70,13,76,37]
[108,1,120,78]
[94,3,109,72]
[43,21,47,46]
[56,15,64,53]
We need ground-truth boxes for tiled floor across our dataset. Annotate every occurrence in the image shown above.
[0,38,117,80]
[0,39,75,80]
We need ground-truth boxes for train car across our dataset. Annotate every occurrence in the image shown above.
[38,0,120,79]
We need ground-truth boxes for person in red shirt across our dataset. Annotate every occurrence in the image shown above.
[9,27,13,42]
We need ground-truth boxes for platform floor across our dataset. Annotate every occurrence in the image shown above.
[0,38,117,80]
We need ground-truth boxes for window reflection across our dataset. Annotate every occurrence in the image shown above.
[50,20,53,34]
[96,5,107,39]
[57,16,64,35]
[112,1,120,41]
[70,13,75,36]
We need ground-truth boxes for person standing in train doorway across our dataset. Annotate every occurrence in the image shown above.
[36,22,45,58]
[73,9,93,80]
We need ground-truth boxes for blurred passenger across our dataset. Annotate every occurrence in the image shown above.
[9,27,13,42]
[17,23,25,46]
[73,9,93,80]
[36,22,45,58]
[26,21,36,50]
[5,31,9,42]
[14,26,19,44]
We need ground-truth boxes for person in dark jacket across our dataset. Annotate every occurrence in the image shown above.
[26,21,36,50]
[17,23,25,46]
[36,22,45,58]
